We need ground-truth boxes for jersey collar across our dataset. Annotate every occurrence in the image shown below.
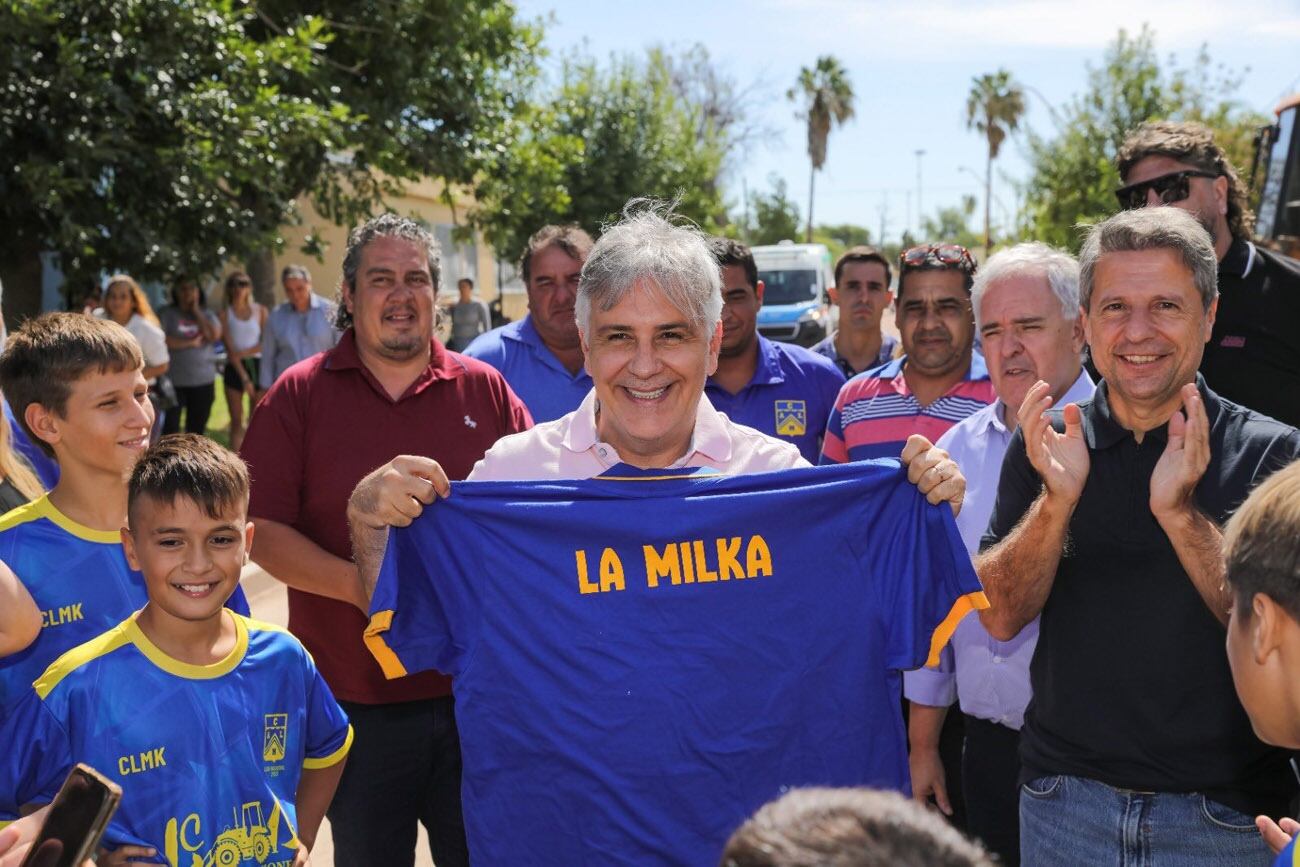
[562,388,733,466]
[125,610,248,679]
[33,496,122,544]
[324,328,465,400]
[1220,237,1257,279]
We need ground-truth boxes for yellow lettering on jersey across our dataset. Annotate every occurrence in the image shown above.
[691,541,718,583]
[40,603,84,627]
[679,541,695,584]
[746,535,773,577]
[643,544,681,588]
[716,537,744,581]
[576,549,626,593]
[118,747,165,776]
[575,550,599,595]
[599,548,625,593]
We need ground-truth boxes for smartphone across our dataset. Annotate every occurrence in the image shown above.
[20,764,122,867]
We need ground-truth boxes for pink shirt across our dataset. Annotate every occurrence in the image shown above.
[470,388,807,481]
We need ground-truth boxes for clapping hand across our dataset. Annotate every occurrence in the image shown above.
[1150,383,1211,521]
[1018,380,1089,505]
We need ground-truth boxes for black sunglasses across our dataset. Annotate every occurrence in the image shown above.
[1115,169,1217,210]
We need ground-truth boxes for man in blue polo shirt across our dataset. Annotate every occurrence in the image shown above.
[465,225,595,422]
[704,238,845,463]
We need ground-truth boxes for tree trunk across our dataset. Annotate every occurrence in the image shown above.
[246,248,278,307]
[806,163,816,243]
[0,238,48,327]
[984,149,994,254]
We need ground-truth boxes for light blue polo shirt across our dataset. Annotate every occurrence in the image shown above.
[464,316,592,423]
[705,336,846,463]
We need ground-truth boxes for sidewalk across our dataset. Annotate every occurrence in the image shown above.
[242,565,437,867]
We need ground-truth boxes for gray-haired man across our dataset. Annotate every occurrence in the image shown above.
[258,263,339,388]
[978,208,1300,865]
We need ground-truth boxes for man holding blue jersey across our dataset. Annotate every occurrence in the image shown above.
[704,238,846,463]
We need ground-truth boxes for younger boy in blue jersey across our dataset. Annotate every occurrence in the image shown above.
[1221,460,1300,865]
[0,313,248,707]
[1,435,350,866]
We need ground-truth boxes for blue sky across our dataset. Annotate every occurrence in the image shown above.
[516,0,1300,243]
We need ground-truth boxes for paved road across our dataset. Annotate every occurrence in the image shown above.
[243,565,437,867]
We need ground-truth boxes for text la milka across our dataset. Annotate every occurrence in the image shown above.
[575,535,774,594]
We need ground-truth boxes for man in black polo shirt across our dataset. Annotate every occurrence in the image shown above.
[1117,120,1300,428]
[978,207,1300,865]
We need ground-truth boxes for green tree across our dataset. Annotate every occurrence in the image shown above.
[1022,26,1267,251]
[0,0,349,316]
[788,56,855,243]
[748,176,801,245]
[812,223,872,261]
[470,49,727,263]
[0,0,542,315]
[922,195,982,250]
[966,69,1025,250]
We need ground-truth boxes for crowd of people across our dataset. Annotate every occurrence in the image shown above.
[0,118,1298,866]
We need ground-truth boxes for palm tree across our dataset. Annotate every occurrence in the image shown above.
[788,56,855,243]
[965,69,1025,251]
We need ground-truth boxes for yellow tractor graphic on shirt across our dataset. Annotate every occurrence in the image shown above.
[201,800,281,866]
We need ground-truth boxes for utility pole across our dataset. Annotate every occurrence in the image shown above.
[915,149,926,236]
[904,191,912,243]
[877,193,889,248]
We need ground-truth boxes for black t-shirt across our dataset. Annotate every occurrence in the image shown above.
[1201,239,1300,428]
[982,377,1300,818]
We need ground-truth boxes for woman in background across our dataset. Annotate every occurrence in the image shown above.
[100,275,170,440]
[159,276,222,436]
[220,272,266,451]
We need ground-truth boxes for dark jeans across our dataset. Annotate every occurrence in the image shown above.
[329,696,469,867]
[162,382,214,435]
[962,714,1021,866]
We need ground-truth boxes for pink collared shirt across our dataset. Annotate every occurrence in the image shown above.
[470,388,807,481]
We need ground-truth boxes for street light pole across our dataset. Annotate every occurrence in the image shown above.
[915,149,926,235]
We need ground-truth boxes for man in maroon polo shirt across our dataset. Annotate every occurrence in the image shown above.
[239,213,531,867]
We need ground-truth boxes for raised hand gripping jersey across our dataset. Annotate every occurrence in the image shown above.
[365,461,987,866]
[0,612,351,866]
[0,496,249,707]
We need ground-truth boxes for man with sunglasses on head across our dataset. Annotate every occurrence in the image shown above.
[1117,120,1300,428]
[820,243,996,464]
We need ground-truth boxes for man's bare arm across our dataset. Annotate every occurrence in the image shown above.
[977,491,1073,640]
[1159,507,1229,625]
[979,381,1089,641]
[250,519,368,613]
[1150,385,1228,625]
[347,456,450,601]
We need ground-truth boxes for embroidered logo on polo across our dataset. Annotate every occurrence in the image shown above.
[774,400,807,437]
[1219,335,1246,348]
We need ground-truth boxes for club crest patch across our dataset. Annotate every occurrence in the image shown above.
[775,400,807,437]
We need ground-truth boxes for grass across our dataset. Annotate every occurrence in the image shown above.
[204,383,231,449]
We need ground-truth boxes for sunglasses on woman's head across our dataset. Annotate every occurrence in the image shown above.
[1114,169,1217,211]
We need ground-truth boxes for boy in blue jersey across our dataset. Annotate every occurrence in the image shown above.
[0,314,248,708]
[1,435,350,866]
[1221,461,1300,865]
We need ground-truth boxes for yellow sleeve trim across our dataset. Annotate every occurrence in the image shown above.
[362,610,409,680]
[926,591,990,668]
[0,819,11,831]
[35,620,136,699]
[303,724,354,769]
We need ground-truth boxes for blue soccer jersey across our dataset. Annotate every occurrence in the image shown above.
[1277,837,1299,867]
[365,461,988,865]
[0,496,249,707]
[0,612,351,865]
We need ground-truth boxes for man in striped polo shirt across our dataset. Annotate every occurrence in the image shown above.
[820,243,996,464]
